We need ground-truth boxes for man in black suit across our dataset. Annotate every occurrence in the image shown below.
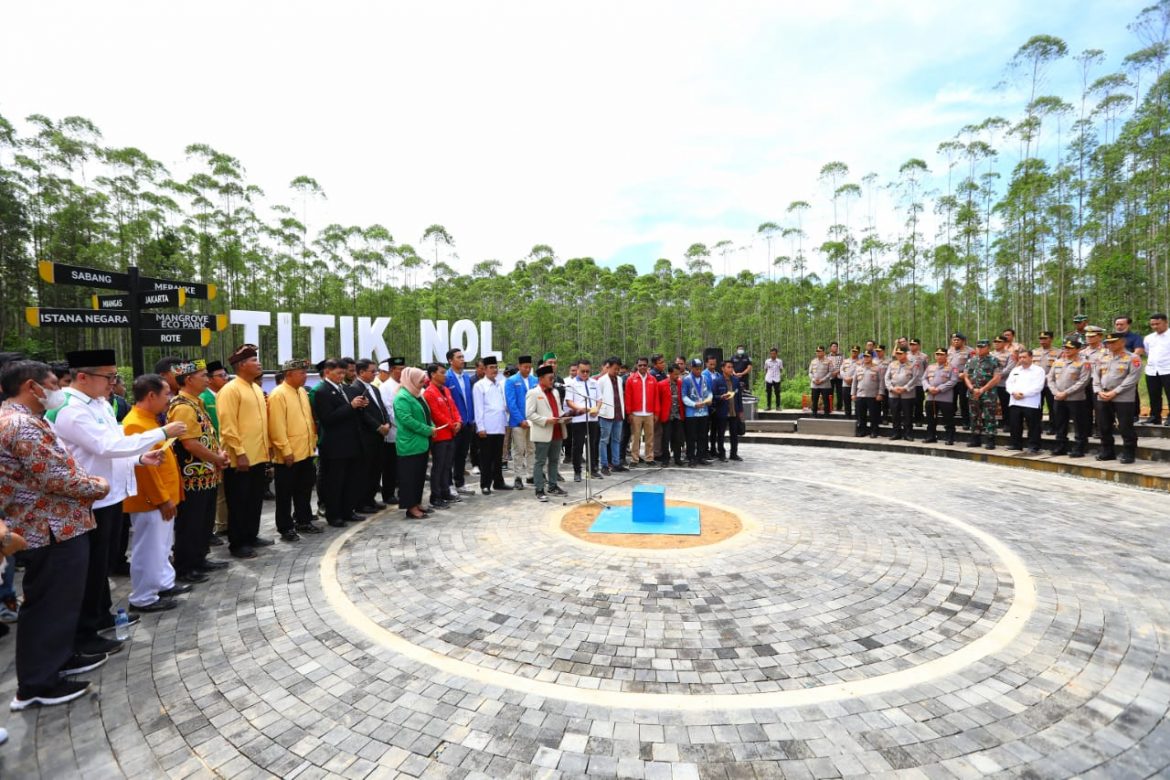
[311,359,368,527]
[353,358,390,513]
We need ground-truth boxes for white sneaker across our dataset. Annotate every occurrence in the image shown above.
[448,487,459,499]
[471,466,480,475]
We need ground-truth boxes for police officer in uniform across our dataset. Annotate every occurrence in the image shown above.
[1080,325,1108,435]
[907,339,928,425]
[1032,331,1061,433]
[1094,332,1142,463]
[851,352,884,438]
[991,336,1015,420]
[808,346,833,416]
[922,348,959,444]
[962,339,1002,450]
[884,348,918,441]
[947,333,973,427]
[1047,338,1091,457]
[838,346,860,418]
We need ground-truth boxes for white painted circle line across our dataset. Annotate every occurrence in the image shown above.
[320,469,1036,711]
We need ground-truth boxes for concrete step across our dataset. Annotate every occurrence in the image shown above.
[740,431,1170,492]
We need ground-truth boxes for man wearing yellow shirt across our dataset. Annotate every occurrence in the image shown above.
[217,344,271,559]
[268,358,321,541]
[123,375,187,613]
[167,360,231,583]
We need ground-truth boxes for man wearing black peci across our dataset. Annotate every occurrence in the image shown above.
[312,359,369,526]
[353,358,390,513]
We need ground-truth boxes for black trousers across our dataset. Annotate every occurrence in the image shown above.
[707,415,718,458]
[955,383,970,426]
[765,381,782,409]
[839,383,853,417]
[316,456,328,514]
[571,421,600,473]
[381,442,399,502]
[830,378,844,413]
[663,418,685,463]
[468,429,480,468]
[430,440,454,505]
[19,532,89,693]
[225,465,269,550]
[451,424,473,487]
[397,451,428,509]
[77,503,122,643]
[320,455,359,522]
[913,387,925,424]
[1085,384,1097,435]
[175,486,216,575]
[1008,405,1042,450]
[925,399,955,440]
[1040,386,1055,429]
[1052,398,1090,448]
[479,433,505,489]
[1148,373,1170,419]
[996,387,1010,419]
[360,436,383,506]
[112,512,130,572]
[714,416,739,458]
[890,396,914,438]
[855,397,879,436]
[811,388,831,415]
[1096,400,1137,455]
[275,458,316,532]
[685,417,707,463]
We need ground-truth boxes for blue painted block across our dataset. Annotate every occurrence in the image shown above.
[588,505,701,536]
[632,484,666,523]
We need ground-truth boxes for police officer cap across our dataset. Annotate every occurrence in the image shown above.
[909,338,920,346]
[893,347,907,355]
[1063,339,1082,349]
[850,345,861,353]
[1084,325,1105,335]
[992,336,1006,343]
[934,348,947,355]
[951,332,966,340]
[975,339,991,347]
[1072,314,1089,323]
[1039,330,1054,338]
[1104,331,1123,342]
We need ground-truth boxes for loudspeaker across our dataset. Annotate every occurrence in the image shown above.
[703,347,724,366]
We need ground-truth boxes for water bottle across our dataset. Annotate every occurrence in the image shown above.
[114,608,130,641]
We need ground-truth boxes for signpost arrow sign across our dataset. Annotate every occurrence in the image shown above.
[38,261,130,291]
[140,328,211,348]
[139,276,217,301]
[141,312,229,332]
[92,289,187,310]
[25,307,132,328]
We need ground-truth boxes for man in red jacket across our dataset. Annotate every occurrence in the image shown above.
[624,357,658,466]
[655,363,685,466]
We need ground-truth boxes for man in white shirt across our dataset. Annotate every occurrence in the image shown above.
[52,349,185,655]
[763,348,783,410]
[1144,313,1170,425]
[378,357,405,504]
[473,356,511,493]
[1004,350,1046,453]
[565,359,602,481]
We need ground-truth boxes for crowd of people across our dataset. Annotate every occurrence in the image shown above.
[799,313,1169,463]
[0,344,755,718]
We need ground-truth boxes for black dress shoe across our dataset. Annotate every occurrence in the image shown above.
[1119,452,1135,464]
[296,523,324,534]
[922,437,938,444]
[230,546,257,559]
[327,518,347,528]
[493,483,514,491]
[197,558,229,571]
[78,636,124,655]
[346,514,366,523]
[1096,452,1116,461]
[252,537,275,547]
[131,597,178,613]
[358,505,381,514]
[729,455,743,462]
[280,531,301,542]
[158,584,193,598]
[207,534,224,547]
[176,571,209,584]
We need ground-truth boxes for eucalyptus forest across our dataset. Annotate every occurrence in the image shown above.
[2,5,1170,370]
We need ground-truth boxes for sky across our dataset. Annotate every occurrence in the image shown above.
[0,1,1153,280]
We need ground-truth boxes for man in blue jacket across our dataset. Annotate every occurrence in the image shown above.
[505,355,538,490]
[445,348,476,496]
[711,360,744,462]
[682,359,714,467]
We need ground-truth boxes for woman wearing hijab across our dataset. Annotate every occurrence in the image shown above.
[393,367,435,519]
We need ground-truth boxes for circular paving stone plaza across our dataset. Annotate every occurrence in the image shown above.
[2,443,1169,778]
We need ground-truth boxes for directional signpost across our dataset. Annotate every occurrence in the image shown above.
[33,261,221,376]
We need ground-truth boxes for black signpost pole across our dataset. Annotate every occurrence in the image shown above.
[128,265,144,378]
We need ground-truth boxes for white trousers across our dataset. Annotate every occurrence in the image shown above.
[129,509,176,607]
[510,426,535,474]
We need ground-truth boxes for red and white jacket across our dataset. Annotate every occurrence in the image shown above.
[624,372,658,416]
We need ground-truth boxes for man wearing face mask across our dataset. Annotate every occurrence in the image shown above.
[1,360,112,711]
[52,349,184,657]
[731,345,753,393]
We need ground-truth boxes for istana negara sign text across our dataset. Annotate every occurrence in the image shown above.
[229,311,502,365]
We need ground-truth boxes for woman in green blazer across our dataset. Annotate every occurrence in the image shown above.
[394,367,435,518]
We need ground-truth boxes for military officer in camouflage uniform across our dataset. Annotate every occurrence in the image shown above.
[922,348,960,444]
[851,351,884,438]
[1032,331,1061,433]
[839,346,860,418]
[1063,313,1090,345]
[962,339,1003,449]
[1047,338,1091,458]
[947,332,974,427]
[1094,332,1142,463]
[808,346,833,416]
[884,348,919,441]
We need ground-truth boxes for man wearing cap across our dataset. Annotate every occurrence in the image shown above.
[827,343,844,415]
[217,345,272,558]
[53,349,185,655]
[1004,350,1046,453]
[1081,325,1108,434]
[962,340,1003,450]
[681,358,713,466]
[907,339,928,425]
[991,336,1015,420]
[947,333,973,427]
[1047,339,1092,457]
[851,352,884,438]
[372,359,391,389]
[808,346,833,416]
[922,349,959,444]
[1145,313,1170,425]
[445,349,476,497]
[875,346,891,422]
[268,359,320,541]
[1064,313,1090,345]
[1032,332,1061,433]
[168,360,230,583]
[314,359,369,525]
[526,365,568,501]
[1094,332,1142,463]
[505,355,538,490]
[838,347,860,418]
[884,348,918,441]
[473,356,510,493]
